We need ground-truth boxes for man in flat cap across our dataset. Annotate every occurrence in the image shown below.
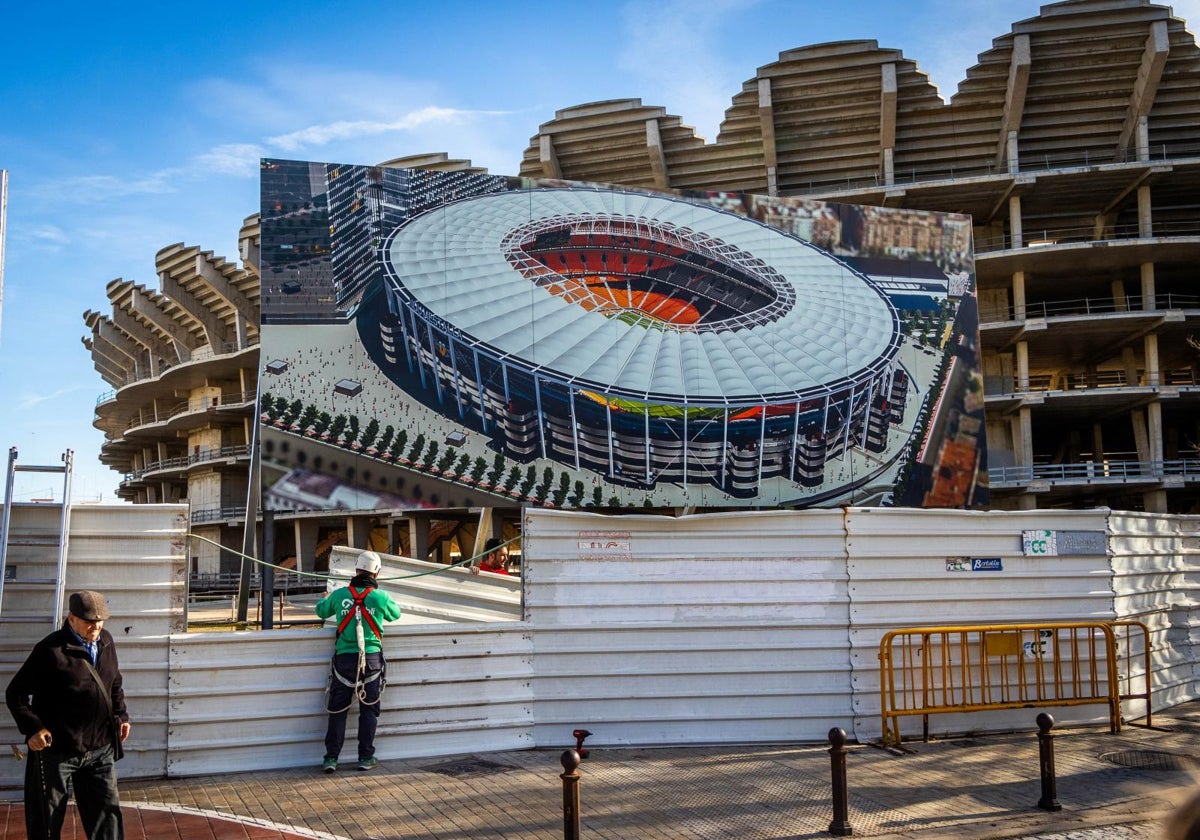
[6,590,131,839]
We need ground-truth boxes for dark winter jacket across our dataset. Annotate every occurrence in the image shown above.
[5,625,128,758]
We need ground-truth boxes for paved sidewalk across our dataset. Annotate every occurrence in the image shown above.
[3,701,1197,839]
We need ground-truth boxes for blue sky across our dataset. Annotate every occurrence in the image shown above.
[1,0,1196,502]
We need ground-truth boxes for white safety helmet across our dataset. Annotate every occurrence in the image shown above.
[355,550,383,575]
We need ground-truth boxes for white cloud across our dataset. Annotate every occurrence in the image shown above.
[25,224,71,248]
[266,106,501,153]
[17,385,92,411]
[193,143,267,177]
[48,171,181,202]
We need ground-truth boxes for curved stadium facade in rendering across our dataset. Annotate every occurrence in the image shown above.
[379,187,908,497]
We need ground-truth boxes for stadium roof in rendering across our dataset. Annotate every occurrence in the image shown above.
[382,188,902,408]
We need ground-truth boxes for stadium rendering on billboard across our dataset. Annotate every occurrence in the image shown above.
[259,160,986,511]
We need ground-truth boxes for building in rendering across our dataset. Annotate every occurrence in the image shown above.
[380,186,908,498]
[515,0,1200,513]
[82,216,261,572]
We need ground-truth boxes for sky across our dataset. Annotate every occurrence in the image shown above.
[1,0,1197,502]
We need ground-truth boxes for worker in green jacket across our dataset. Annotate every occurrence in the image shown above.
[315,550,401,772]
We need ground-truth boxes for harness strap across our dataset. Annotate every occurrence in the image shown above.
[335,586,383,640]
[332,668,384,688]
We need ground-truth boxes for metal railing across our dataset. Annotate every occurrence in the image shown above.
[123,445,251,483]
[188,571,324,602]
[119,390,258,432]
[989,459,1200,486]
[793,142,1200,196]
[976,220,1200,253]
[878,622,1137,746]
[95,338,260,397]
[984,293,1200,324]
[984,367,1199,396]
[189,505,252,524]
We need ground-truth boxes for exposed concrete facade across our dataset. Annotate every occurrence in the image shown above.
[516,0,1200,513]
[83,217,261,572]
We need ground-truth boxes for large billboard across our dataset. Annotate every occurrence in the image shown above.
[259,160,986,512]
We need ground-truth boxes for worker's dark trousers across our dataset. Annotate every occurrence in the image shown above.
[324,651,384,762]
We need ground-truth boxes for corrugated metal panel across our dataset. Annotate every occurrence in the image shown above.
[524,509,854,747]
[843,507,1115,742]
[6,504,1196,781]
[164,625,533,776]
[1108,512,1200,710]
[327,546,521,624]
[0,503,184,787]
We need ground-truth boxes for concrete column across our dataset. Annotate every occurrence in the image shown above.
[1136,115,1150,162]
[1145,333,1160,386]
[1017,341,1030,391]
[1009,195,1023,249]
[1137,185,1153,238]
[1132,409,1150,462]
[387,518,402,556]
[1147,400,1163,463]
[1111,279,1127,312]
[1007,130,1020,175]
[1092,423,1104,465]
[1018,406,1034,468]
[645,118,669,190]
[408,515,430,563]
[758,77,779,196]
[880,63,897,186]
[1141,263,1156,310]
[346,514,372,549]
[294,519,320,573]
[1122,346,1140,386]
[1142,489,1167,513]
[539,134,562,180]
[1013,271,1026,320]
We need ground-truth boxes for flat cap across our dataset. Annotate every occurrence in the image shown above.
[69,590,111,621]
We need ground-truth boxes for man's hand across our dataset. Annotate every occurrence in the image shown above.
[26,729,52,751]
[119,721,131,743]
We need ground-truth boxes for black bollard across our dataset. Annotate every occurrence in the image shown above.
[561,749,582,840]
[1036,713,1062,812]
[828,727,854,836]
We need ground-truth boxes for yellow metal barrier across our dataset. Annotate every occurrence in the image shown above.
[878,622,1126,746]
[1110,619,1153,727]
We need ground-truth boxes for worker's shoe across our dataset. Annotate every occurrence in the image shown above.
[357,756,378,771]
[322,757,337,774]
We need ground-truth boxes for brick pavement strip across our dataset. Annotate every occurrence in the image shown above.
[108,702,1200,840]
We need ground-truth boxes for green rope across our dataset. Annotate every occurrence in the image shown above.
[185,532,520,582]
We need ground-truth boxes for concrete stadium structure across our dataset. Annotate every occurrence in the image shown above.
[380,187,906,497]
[87,0,1199,516]
[514,0,1200,513]
[82,217,261,572]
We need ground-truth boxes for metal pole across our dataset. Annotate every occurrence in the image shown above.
[235,402,262,624]
[560,749,581,840]
[0,447,18,618]
[828,727,854,836]
[1036,713,1062,812]
[261,509,275,630]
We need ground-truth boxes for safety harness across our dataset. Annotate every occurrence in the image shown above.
[326,586,386,713]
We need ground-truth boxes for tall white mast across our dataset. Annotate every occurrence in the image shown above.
[0,169,7,342]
